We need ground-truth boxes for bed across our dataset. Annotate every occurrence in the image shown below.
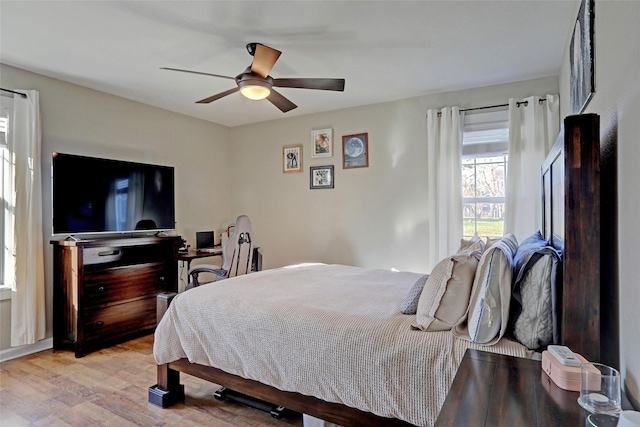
[149,114,602,426]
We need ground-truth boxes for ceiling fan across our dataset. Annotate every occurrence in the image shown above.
[161,43,345,113]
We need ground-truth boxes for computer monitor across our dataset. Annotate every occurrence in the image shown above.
[196,231,215,250]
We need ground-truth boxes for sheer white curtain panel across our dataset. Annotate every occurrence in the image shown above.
[504,94,560,242]
[426,107,464,269]
[10,90,46,347]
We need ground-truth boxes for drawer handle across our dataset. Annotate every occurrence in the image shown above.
[159,276,165,283]
[96,321,104,327]
[98,250,121,257]
[98,286,105,293]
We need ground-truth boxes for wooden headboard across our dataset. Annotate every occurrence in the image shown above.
[541,113,600,362]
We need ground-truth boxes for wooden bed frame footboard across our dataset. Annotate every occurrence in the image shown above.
[148,292,414,427]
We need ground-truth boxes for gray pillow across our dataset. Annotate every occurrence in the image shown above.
[508,231,561,350]
[512,255,559,349]
[400,274,429,314]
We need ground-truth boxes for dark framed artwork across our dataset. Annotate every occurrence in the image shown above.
[570,0,595,115]
[310,165,334,189]
[342,133,369,169]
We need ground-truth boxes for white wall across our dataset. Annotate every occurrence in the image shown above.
[558,0,640,408]
[0,64,232,351]
[229,77,558,274]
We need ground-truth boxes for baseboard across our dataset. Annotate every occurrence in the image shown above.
[0,338,53,362]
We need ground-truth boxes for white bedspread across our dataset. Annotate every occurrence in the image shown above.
[154,263,529,426]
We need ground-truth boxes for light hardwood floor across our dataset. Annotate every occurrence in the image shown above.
[0,334,303,426]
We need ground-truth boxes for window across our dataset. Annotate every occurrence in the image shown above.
[462,111,509,239]
[1,98,14,292]
[115,178,130,230]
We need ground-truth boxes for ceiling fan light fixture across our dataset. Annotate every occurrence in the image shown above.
[240,85,271,100]
[163,43,344,112]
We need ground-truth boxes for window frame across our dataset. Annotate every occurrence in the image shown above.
[461,110,509,239]
[1,96,14,299]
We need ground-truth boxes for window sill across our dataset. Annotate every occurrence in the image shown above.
[0,287,12,301]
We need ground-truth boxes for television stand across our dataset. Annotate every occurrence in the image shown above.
[52,235,180,357]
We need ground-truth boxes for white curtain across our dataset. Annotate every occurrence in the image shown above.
[504,94,560,242]
[10,90,46,347]
[426,107,464,269]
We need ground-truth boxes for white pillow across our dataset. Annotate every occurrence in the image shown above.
[453,234,518,345]
[412,241,482,331]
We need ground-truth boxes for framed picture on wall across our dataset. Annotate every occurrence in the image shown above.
[311,129,333,158]
[310,165,334,189]
[570,0,595,114]
[283,144,302,173]
[342,133,368,169]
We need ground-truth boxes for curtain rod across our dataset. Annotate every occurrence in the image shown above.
[0,88,27,98]
[434,98,547,117]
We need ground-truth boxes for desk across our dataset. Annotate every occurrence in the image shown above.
[178,247,223,271]
[177,247,262,291]
[436,349,632,426]
[177,248,222,290]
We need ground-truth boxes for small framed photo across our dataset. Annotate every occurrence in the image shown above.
[283,144,303,173]
[311,129,333,158]
[342,133,368,169]
[310,165,334,189]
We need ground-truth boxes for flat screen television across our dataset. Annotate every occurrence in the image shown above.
[52,152,176,236]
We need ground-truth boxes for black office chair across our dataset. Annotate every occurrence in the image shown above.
[135,219,157,230]
[187,215,254,288]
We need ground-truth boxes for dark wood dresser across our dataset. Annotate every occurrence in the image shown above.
[52,236,180,357]
[436,349,632,426]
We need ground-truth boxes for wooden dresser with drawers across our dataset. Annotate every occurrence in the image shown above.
[52,236,180,357]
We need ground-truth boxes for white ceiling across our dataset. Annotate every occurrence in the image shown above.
[0,1,576,128]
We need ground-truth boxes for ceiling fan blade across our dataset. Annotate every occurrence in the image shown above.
[267,89,297,113]
[160,67,235,80]
[196,87,239,104]
[273,78,345,92]
[250,44,282,78]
